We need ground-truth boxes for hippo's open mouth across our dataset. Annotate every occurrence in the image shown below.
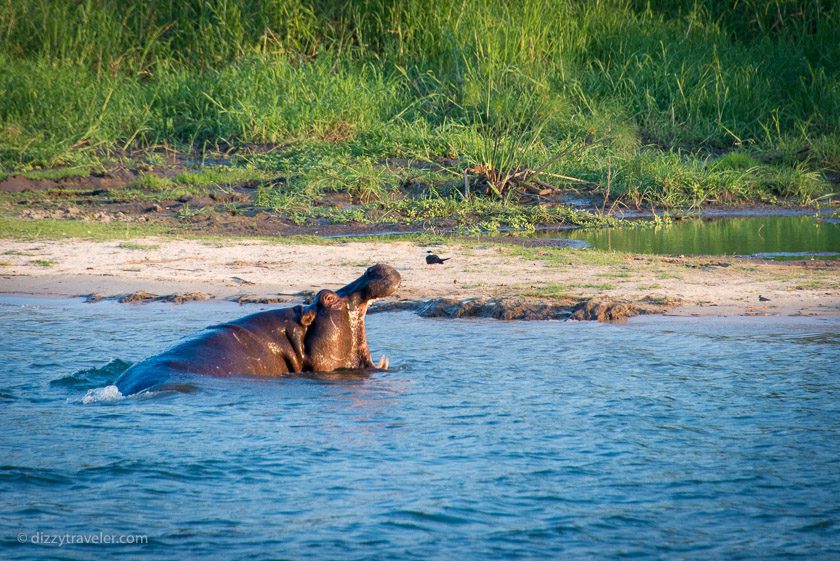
[336,264,401,368]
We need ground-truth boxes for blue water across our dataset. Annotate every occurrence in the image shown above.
[2,296,839,560]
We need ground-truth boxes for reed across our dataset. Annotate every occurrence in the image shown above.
[1,0,837,206]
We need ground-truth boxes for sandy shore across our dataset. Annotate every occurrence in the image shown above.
[1,237,837,317]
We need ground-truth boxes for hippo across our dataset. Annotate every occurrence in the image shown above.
[114,264,401,395]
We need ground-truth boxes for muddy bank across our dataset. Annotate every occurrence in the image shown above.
[1,238,836,319]
[77,288,673,322]
[83,289,313,306]
[372,295,677,322]
[3,161,832,240]
[1,163,420,238]
[85,290,212,304]
[2,161,579,238]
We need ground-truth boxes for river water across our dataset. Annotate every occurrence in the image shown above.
[2,296,839,560]
[562,215,840,257]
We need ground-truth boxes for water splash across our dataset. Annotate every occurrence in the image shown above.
[81,384,125,404]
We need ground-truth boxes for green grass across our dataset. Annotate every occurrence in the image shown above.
[126,168,263,199]
[794,277,840,289]
[0,216,172,240]
[0,214,334,245]
[505,245,630,268]
[774,254,840,262]
[518,283,577,300]
[0,0,837,210]
[118,241,161,251]
[578,282,617,290]
[129,173,175,191]
[198,234,336,246]
[172,167,273,188]
[20,167,92,181]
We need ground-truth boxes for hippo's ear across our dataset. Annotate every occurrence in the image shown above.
[319,290,338,306]
[300,308,316,327]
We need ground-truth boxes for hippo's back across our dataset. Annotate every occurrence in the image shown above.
[114,318,296,395]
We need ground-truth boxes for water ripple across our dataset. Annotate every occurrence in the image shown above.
[0,299,838,560]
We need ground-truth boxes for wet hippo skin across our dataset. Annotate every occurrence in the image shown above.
[114,264,401,395]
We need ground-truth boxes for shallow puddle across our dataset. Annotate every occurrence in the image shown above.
[560,215,840,256]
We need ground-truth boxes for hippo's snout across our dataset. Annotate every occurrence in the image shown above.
[337,263,401,304]
[364,263,401,299]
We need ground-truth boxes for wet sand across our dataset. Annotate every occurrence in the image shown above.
[1,237,837,318]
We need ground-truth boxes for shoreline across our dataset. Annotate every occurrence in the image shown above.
[2,237,837,320]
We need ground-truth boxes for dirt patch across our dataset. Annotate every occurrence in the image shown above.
[228,294,295,305]
[0,156,607,238]
[375,294,678,322]
[416,297,576,320]
[2,238,837,319]
[160,291,210,304]
[89,290,211,304]
[569,298,638,321]
[0,169,138,194]
[4,161,831,239]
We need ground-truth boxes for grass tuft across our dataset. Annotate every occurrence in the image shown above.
[0,0,837,209]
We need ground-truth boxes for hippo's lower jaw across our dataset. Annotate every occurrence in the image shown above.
[348,299,384,369]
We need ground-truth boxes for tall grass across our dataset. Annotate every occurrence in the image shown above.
[1,0,837,205]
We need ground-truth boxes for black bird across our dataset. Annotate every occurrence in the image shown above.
[426,251,450,265]
[758,295,771,302]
